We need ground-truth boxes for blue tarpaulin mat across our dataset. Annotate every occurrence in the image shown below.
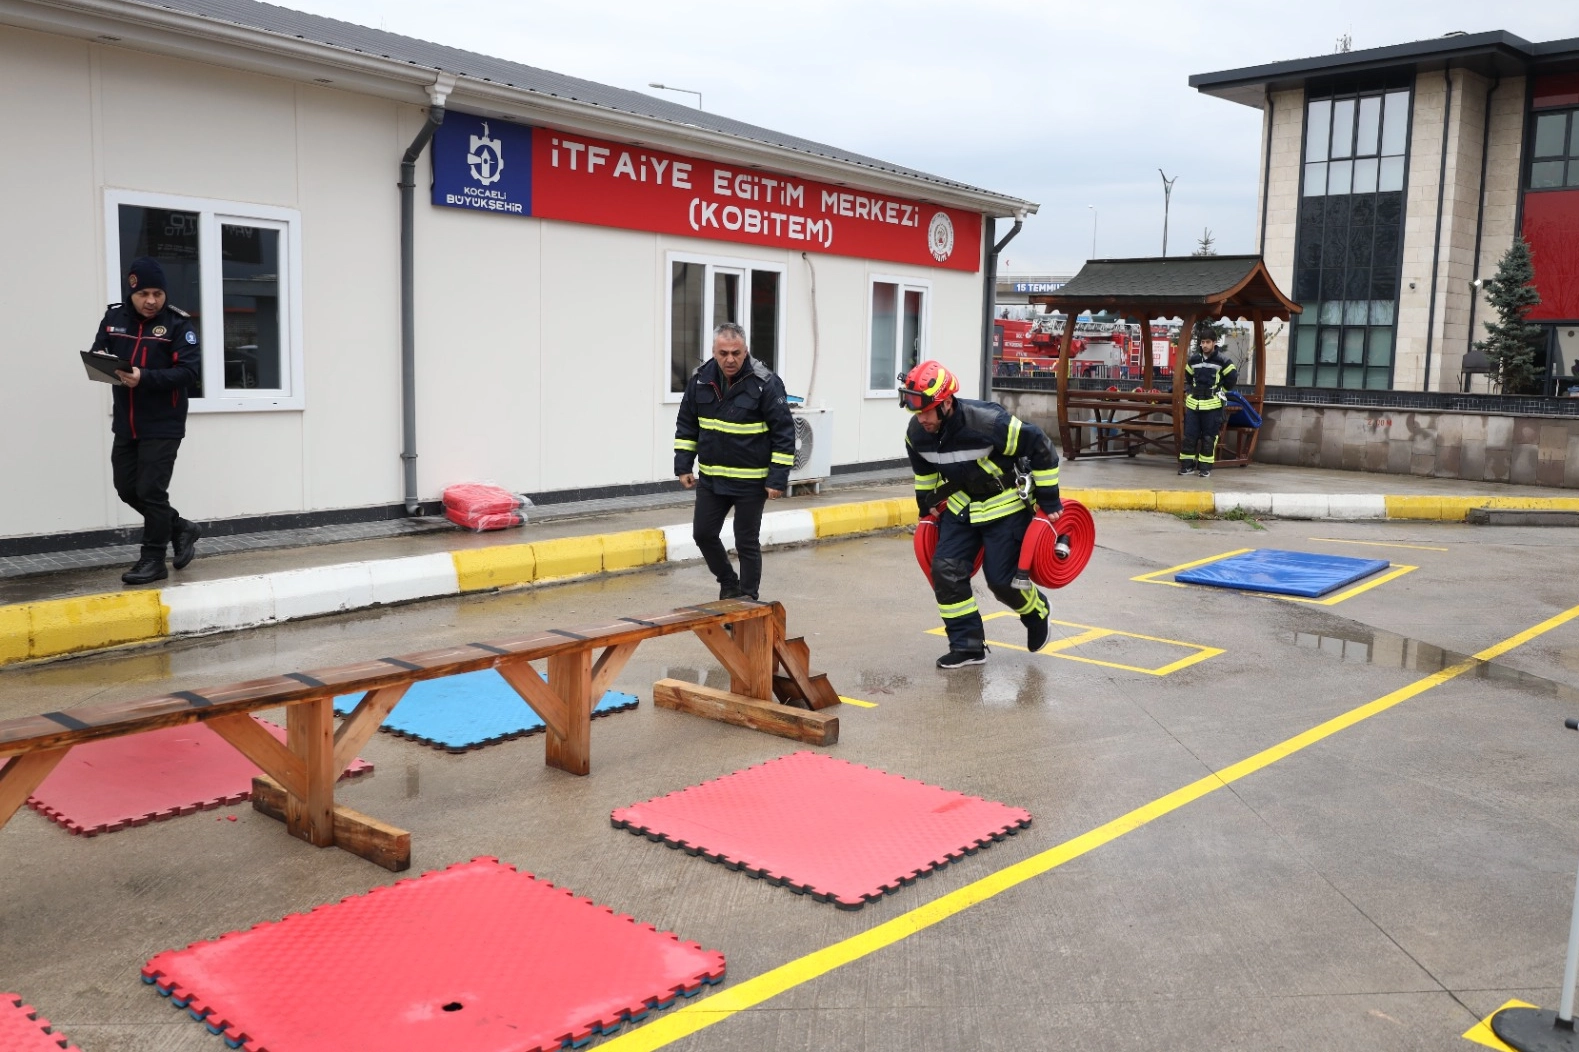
[1174,549,1389,598]
[333,669,638,752]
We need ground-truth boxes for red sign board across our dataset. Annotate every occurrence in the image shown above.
[530,130,982,272]
[1524,190,1579,322]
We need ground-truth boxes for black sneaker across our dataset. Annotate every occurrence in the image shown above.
[121,555,168,586]
[172,521,202,570]
[1026,615,1050,654]
[936,649,987,669]
[1197,468,1211,478]
[1178,464,1194,475]
[719,584,745,600]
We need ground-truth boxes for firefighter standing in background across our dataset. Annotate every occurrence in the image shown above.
[1178,329,1237,478]
[902,361,1062,669]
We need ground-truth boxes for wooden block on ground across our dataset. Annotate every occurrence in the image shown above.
[653,678,838,746]
[251,775,410,872]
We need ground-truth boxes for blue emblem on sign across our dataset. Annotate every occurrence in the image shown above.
[432,113,533,217]
[185,330,197,344]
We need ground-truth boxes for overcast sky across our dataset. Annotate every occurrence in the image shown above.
[292,0,1573,273]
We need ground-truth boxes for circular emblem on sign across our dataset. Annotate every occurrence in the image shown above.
[927,212,955,262]
[152,325,167,337]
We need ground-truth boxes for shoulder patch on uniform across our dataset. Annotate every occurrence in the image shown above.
[168,305,190,318]
[184,330,198,345]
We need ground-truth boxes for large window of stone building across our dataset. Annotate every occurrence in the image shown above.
[1529,108,1579,189]
[1288,84,1412,389]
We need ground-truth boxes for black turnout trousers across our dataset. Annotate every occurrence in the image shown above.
[691,480,767,598]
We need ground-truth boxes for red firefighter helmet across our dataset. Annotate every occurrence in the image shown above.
[899,360,960,412]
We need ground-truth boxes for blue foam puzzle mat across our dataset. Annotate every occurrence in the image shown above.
[333,669,638,752]
[1174,549,1389,598]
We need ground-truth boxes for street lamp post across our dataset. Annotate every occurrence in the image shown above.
[1159,169,1178,256]
[1087,205,1097,259]
[648,82,703,110]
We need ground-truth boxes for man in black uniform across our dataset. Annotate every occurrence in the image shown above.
[902,360,1062,669]
[674,321,796,600]
[90,257,202,585]
[1178,329,1237,478]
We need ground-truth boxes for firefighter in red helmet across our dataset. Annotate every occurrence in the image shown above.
[902,361,1063,668]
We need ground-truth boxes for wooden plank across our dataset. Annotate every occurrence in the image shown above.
[1173,311,1197,451]
[590,641,639,698]
[495,659,569,740]
[1056,310,1078,459]
[772,674,810,708]
[773,638,821,707]
[1139,316,1154,390]
[731,617,774,700]
[206,713,307,800]
[251,775,410,872]
[286,698,335,848]
[546,649,592,776]
[654,679,838,747]
[694,624,753,685]
[332,683,410,777]
[775,636,840,711]
[0,748,68,829]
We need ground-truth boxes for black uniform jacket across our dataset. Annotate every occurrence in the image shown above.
[90,302,201,439]
[905,397,1061,522]
[674,356,797,497]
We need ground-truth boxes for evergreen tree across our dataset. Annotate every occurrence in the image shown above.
[1475,235,1543,394]
[1192,228,1217,256]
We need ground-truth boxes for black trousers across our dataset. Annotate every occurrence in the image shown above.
[1181,406,1224,467]
[932,506,1048,653]
[692,481,766,597]
[111,436,187,557]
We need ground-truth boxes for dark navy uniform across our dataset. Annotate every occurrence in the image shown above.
[906,398,1061,654]
[89,301,200,563]
[674,355,796,598]
[1180,345,1237,474]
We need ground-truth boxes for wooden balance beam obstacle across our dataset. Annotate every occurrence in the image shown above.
[0,599,838,872]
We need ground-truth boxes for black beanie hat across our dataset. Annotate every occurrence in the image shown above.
[126,257,166,295]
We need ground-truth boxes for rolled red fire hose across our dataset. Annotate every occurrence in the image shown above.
[913,499,1094,589]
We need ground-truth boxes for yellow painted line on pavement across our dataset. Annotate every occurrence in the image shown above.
[1271,564,1417,606]
[928,614,1221,676]
[837,695,878,708]
[1134,547,1413,606]
[1462,999,1531,1050]
[1309,537,1450,552]
[1131,548,1255,586]
[599,603,1579,1051]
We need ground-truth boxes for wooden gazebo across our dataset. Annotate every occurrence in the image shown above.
[1029,256,1299,468]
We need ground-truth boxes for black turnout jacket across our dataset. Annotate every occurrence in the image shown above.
[906,397,1061,523]
[674,356,796,497]
[89,302,201,439]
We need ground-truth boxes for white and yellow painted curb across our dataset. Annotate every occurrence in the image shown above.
[5,490,1577,665]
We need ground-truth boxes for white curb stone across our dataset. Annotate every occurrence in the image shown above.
[1213,492,1272,515]
[370,552,461,605]
[760,509,816,547]
[1325,494,1387,520]
[1270,493,1331,520]
[163,575,275,634]
[271,563,376,621]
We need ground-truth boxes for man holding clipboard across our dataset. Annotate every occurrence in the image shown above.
[88,257,202,585]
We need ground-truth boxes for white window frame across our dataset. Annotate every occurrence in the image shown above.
[104,189,306,412]
[663,250,787,404]
[865,273,932,398]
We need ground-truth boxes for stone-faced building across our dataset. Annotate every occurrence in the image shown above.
[1193,32,1579,395]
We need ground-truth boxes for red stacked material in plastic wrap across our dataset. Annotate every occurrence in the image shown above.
[443,483,530,532]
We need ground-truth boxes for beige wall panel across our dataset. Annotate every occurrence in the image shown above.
[0,28,114,537]
[296,88,405,510]
[176,413,305,519]
[97,48,298,206]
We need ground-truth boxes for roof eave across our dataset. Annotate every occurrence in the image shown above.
[4,0,1037,217]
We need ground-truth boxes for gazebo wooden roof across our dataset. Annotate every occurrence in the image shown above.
[1022,255,1299,469]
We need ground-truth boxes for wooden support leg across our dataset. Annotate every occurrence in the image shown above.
[333,684,410,777]
[590,641,638,698]
[251,775,410,872]
[546,650,592,775]
[286,698,335,848]
[730,616,774,700]
[0,749,69,829]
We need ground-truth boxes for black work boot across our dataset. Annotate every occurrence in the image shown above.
[172,520,203,570]
[937,648,988,669]
[1026,614,1050,654]
[719,583,745,600]
[122,554,168,586]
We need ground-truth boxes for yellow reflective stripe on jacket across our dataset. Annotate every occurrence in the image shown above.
[698,418,769,435]
[771,452,795,466]
[674,438,698,452]
[1031,467,1059,486]
[938,596,979,619]
[914,473,942,491]
[968,490,1029,524]
[945,491,970,514]
[698,462,770,479]
[976,457,1004,478]
[1003,416,1023,456]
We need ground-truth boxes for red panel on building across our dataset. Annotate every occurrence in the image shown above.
[1533,73,1579,110]
[531,131,983,273]
[1523,190,1579,321]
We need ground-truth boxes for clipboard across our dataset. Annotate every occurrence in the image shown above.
[82,350,127,384]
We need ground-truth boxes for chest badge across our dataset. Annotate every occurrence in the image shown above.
[152,325,167,337]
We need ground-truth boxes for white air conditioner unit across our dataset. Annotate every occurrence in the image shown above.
[789,407,832,492]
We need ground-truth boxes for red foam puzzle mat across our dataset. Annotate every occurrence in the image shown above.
[611,751,1033,909]
[141,857,725,1052]
[0,994,81,1052]
[25,719,373,836]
